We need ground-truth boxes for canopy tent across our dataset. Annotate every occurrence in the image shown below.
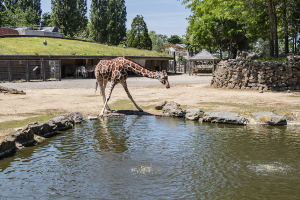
[189,49,218,61]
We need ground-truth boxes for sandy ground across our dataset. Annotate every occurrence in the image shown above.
[1,73,300,136]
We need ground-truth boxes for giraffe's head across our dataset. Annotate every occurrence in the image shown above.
[157,70,170,89]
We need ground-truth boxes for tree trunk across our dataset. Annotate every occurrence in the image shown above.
[283,0,289,54]
[229,39,232,58]
[267,0,278,57]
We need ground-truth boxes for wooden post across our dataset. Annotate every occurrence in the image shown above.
[189,61,191,76]
[41,60,46,81]
[173,52,176,73]
[26,60,29,82]
[184,61,186,73]
[58,60,61,81]
[8,60,12,82]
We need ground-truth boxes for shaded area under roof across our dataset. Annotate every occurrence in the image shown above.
[189,49,218,61]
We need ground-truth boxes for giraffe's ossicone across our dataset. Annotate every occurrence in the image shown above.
[95,56,170,116]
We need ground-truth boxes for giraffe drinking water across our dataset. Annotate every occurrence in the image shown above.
[95,56,170,116]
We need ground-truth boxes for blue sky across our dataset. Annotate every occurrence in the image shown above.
[41,0,191,37]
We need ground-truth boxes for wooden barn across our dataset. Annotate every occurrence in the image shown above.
[0,55,172,82]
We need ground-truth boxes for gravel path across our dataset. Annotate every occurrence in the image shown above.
[1,74,212,90]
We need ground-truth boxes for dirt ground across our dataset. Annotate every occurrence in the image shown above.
[1,74,300,136]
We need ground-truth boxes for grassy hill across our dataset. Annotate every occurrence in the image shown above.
[0,37,172,57]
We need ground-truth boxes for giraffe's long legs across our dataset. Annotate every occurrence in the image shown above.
[121,81,143,112]
[103,80,110,110]
[100,81,116,116]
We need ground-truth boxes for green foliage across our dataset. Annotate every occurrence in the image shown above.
[41,12,51,26]
[167,35,182,44]
[1,1,39,26]
[89,0,109,43]
[149,31,168,52]
[177,55,186,61]
[106,0,127,45]
[51,0,86,38]
[126,15,152,50]
[182,0,300,57]
[1,0,41,26]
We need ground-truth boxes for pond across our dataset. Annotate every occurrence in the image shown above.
[1,116,300,199]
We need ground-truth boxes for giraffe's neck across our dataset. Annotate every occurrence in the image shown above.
[122,58,158,79]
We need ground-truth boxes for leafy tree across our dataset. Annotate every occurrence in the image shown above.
[107,0,127,45]
[41,12,51,26]
[149,31,168,52]
[181,0,293,57]
[126,15,152,50]
[76,0,88,32]
[1,0,41,25]
[89,0,109,43]
[51,0,87,38]
[167,35,182,44]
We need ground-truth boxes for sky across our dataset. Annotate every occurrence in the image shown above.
[40,0,192,37]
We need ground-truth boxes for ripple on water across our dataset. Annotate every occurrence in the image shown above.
[131,166,159,175]
[248,162,292,175]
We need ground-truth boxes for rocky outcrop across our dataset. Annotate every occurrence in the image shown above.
[0,136,16,158]
[283,113,300,124]
[202,112,249,125]
[0,111,84,159]
[252,112,287,125]
[211,59,300,91]
[155,101,167,110]
[162,101,185,117]
[185,109,204,120]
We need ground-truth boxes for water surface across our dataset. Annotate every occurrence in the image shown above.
[1,116,300,199]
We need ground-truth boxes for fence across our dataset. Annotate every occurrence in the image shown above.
[168,60,189,73]
[0,60,61,82]
[168,60,214,74]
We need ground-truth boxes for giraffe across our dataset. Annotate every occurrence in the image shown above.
[95,56,170,116]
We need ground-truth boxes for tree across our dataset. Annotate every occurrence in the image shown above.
[149,31,168,52]
[51,0,87,37]
[89,0,109,43]
[107,0,127,45]
[76,0,88,32]
[1,0,41,25]
[168,35,182,44]
[126,15,152,50]
[41,12,51,26]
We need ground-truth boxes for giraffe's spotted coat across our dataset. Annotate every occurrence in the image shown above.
[95,56,170,115]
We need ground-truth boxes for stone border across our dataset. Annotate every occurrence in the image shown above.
[0,111,84,159]
[2,107,300,159]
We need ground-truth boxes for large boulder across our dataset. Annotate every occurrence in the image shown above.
[0,136,16,158]
[155,101,167,110]
[252,112,287,125]
[202,112,249,125]
[283,113,300,124]
[162,101,185,117]
[185,109,204,120]
[12,128,35,147]
[59,111,84,124]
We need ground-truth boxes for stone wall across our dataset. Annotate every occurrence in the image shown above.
[211,59,300,91]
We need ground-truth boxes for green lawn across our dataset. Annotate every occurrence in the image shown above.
[0,37,172,57]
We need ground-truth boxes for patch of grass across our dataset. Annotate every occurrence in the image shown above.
[109,99,136,110]
[196,101,300,118]
[254,56,287,62]
[47,78,59,81]
[0,37,172,57]
[0,110,64,134]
